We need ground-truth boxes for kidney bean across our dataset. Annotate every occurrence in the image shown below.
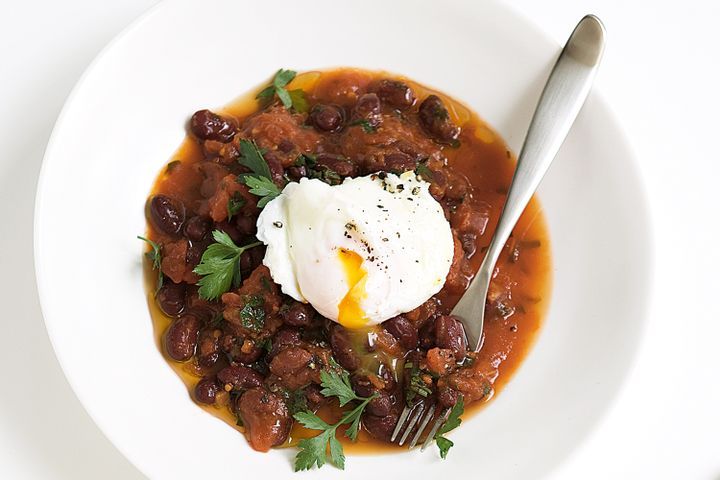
[353,93,382,127]
[165,314,201,361]
[384,152,417,174]
[263,151,285,183]
[438,387,459,408]
[148,194,186,235]
[234,214,257,236]
[185,240,207,270]
[281,302,315,327]
[367,391,394,416]
[239,246,264,273]
[309,104,345,132]
[184,215,212,242]
[197,328,221,368]
[418,95,460,144]
[373,79,416,109]
[329,325,361,371]
[362,411,400,441]
[419,318,436,349]
[221,335,264,364]
[237,387,291,451]
[195,377,219,405]
[190,109,237,142]
[269,346,313,377]
[217,364,264,390]
[383,316,418,349]
[316,153,359,178]
[434,315,467,359]
[445,173,470,201]
[277,139,295,153]
[286,165,307,180]
[428,169,448,200]
[156,281,186,317]
[304,384,325,410]
[268,328,302,358]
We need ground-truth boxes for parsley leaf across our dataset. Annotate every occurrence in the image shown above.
[242,175,281,208]
[192,230,261,300]
[237,139,282,208]
[288,89,309,113]
[435,436,454,459]
[255,69,307,111]
[238,139,272,179]
[292,363,377,471]
[295,430,333,471]
[434,395,464,459]
[294,411,331,431]
[319,368,360,407]
[137,235,164,293]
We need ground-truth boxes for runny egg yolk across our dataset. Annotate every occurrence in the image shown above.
[337,249,369,328]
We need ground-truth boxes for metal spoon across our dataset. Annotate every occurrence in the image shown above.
[453,15,606,352]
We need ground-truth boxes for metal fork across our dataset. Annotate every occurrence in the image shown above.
[390,401,448,450]
[391,15,605,445]
[452,14,605,352]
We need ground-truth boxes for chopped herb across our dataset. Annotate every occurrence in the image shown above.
[404,362,432,405]
[239,295,265,331]
[293,365,377,471]
[226,194,245,220]
[137,235,163,293]
[286,388,309,415]
[257,337,273,353]
[415,162,434,181]
[256,69,307,112]
[192,230,261,300]
[294,152,317,167]
[307,164,342,185]
[235,414,244,427]
[435,395,464,459]
[349,119,377,133]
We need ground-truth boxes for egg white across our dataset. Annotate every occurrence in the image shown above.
[256,171,454,327]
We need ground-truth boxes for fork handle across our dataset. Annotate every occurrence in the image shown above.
[452,15,606,351]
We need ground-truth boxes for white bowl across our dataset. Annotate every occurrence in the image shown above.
[34,0,652,478]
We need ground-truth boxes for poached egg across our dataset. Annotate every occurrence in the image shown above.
[256,171,454,328]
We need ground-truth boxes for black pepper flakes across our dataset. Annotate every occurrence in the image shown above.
[273,221,283,228]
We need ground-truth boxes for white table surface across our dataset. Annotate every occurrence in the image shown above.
[1,0,718,478]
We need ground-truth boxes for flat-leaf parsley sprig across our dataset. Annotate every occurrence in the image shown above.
[192,230,261,300]
[237,139,282,208]
[293,366,378,471]
[256,69,308,112]
[434,395,464,459]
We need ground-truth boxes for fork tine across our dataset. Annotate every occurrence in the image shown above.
[398,403,425,446]
[420,407,450,451]
[408,403,435,448]
[390,405,412,442]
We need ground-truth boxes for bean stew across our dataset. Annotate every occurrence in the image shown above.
[141,68,551,469]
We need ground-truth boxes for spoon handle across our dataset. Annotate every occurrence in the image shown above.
[452,15,606,351]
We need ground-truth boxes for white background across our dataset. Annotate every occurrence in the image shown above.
[1,0,718,478]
